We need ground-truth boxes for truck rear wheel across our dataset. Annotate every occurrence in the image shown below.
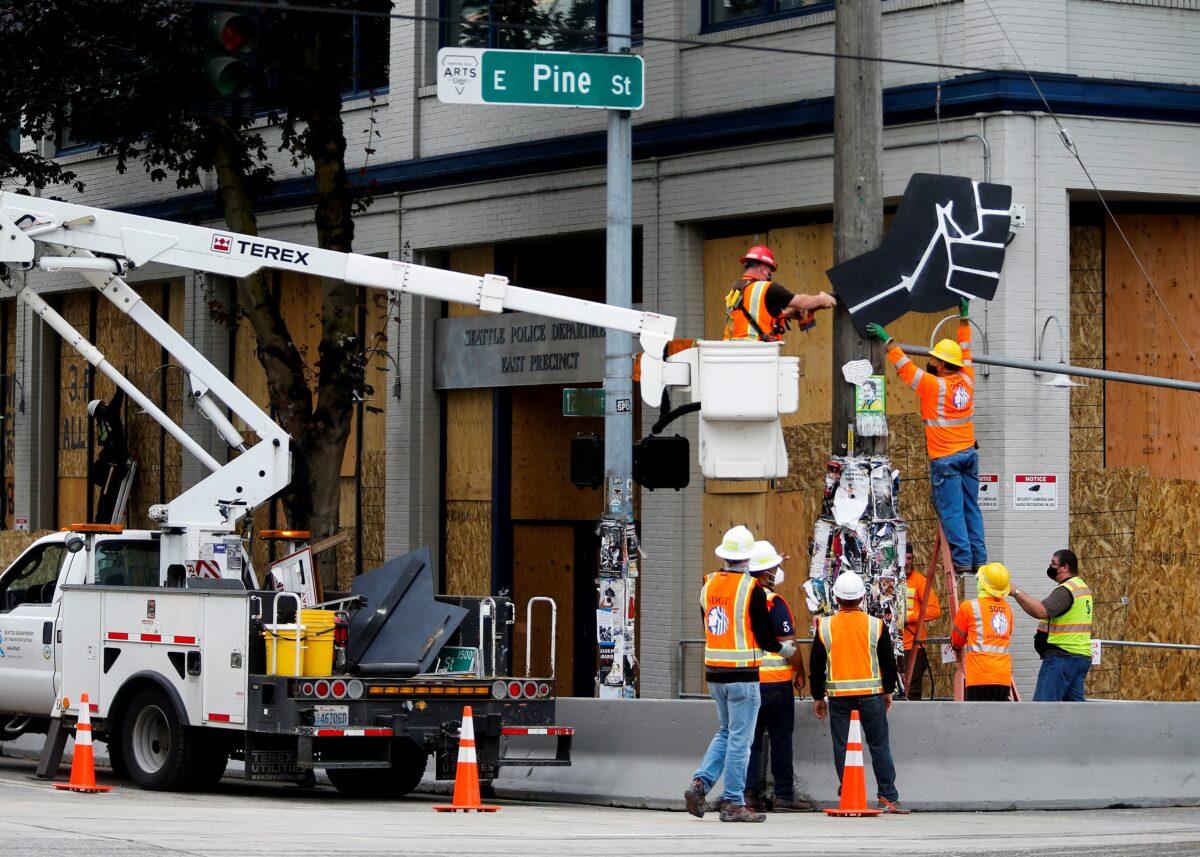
[326,739,428,798]
[120,687,204,791]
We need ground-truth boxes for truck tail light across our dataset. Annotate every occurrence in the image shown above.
[314,680,330,699]
[300,681,315,697]
[492,680,508,699]
[538,683,550,698]
[347,679,364,700]
[331,680,347,699]
[523,681,538,699]
[507,680,523,699]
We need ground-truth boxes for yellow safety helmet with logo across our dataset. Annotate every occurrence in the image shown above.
[930,338,965,368]
[977,562,1011,598]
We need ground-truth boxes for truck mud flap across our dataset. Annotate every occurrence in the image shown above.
[244,732,306,783]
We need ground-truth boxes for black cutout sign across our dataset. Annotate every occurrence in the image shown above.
[826,173,1013,334]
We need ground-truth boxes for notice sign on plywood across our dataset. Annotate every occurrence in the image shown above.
[978,473,999,510]
[1013,474,1057,511]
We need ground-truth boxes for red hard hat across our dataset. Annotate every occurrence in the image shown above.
[741,245,777,270]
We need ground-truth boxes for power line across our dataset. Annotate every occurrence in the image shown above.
[977,0,1200,376]
[194,0,998,76]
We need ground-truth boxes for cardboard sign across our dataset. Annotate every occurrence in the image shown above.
[1013,474,1058,510]
[978,473,1000,510]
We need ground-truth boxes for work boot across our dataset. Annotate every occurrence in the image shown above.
[877,796,911,814]
[743,789,766,813]
[772,796,814,812]
[684,778,708,818]
[719,803,766,823]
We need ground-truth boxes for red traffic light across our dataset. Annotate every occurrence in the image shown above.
[209,12,257,53]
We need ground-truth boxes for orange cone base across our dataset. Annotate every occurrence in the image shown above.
[53,782,112,793]
[824,807,881,817]
[433,804,500,813]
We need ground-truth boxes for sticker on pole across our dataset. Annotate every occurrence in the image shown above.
[978,473,999,510]
[1013,474,1057,510]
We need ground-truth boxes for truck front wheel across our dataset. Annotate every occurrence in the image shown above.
[326,739,429,798]
[120,687,205,791]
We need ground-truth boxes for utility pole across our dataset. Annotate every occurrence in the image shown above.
[604,0,633,509]
[831,0,884,456]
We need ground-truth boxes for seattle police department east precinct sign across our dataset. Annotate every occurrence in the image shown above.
[437,47,644,111]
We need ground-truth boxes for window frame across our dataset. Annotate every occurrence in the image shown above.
[93,539,161,589]
[439,0,642,51]
[344,7,392,99]
[0,542,67,613]
[700,0,835,34]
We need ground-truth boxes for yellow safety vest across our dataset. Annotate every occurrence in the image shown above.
[818,611,884,697]
[1038,576,1093,657]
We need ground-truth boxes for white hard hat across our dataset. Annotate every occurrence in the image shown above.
[748,540,784,574]
[832,571,866,601]
[87,399,101,418]
[715,525,755,561]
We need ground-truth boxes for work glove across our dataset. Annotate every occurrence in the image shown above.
[959,298,970,319]
[865,322,892,344]
[778,640,798,660]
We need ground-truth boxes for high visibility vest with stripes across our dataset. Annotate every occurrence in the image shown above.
[959,597,1013,687]
[1039,576,1093,657]
[818,610,884,697]
[758,592,795,683]
[701,572,762,669]
[889,344,976,459]
[723,278,783,342]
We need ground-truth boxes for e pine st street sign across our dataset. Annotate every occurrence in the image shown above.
[437,47,644,111]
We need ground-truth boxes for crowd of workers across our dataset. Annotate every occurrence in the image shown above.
[692,246,1097,821]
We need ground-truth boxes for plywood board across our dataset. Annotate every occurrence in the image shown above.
[702,490,767,574]
[448,246,495,318]
[1104,215,1200,479]
[446,388,492,502]
[512,524,575,697]
[444,500,492,597]
[510,384,602,521]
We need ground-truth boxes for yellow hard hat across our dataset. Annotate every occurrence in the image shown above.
[977,562,1011,598]
[930,338,964,368]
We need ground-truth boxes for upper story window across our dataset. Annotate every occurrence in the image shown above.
[342,3,392,96]
[442,1,643,51]
[703,0,832,32]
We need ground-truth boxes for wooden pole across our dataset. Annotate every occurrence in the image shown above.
[832,0,885,457]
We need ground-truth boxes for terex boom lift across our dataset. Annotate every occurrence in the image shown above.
[0,192,798,793]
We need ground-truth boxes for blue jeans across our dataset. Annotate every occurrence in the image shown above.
[1033,654,1091,701]
[694,681,761,804]
[929,447,987,570]
[748,681,795,800]
[829,694,899,803]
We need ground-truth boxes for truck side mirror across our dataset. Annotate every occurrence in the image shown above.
[65,536,85,554]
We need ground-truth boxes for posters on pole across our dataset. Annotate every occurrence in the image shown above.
[978,473,1000,510]
[1013,474,1058,510]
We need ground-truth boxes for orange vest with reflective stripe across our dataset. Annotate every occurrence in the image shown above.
[758,592,795,683]
[887,341,976,459]
[818,610,883,697]
[701,571,762,669]
[903,570,941,649]
[953,597,1013,687]
[723,277,783,342]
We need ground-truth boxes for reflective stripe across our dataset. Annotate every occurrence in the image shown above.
[935,377,947,416]
[822,613,884,697]
[703,572,762,668]
[968,600,1011,655]
[923,415,974,427]
[1045,623,1092,633]
[845,750,864,767]
[1045,577,1094,657]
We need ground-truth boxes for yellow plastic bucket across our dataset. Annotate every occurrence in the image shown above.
[263,609,336,677]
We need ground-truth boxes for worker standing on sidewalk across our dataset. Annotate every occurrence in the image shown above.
[1011,549,1093,701]
[685,526,798,823]
[951,563,1015,701]
[723,245,837,342]
[902,543,941,700]
[809,572,907,814]
[745,541,812,813]
[868,299,986,576]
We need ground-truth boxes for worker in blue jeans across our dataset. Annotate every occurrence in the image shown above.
[685,526,797,823]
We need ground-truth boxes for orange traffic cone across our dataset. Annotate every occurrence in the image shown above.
[825,709,879,817]
[433,705,499,813]
[54,694,111,794]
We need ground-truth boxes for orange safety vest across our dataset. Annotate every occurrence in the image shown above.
[952,597,1013,687]
[701,571,762,669]
[758,591,795,683]
[887,340,976,459]
[903,570,941,649]
[818,610,884,697]
[723,277,784,342]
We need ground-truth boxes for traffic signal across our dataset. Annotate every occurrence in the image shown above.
[202,11,258,105]
[570,434,603,489]
[633,435,690,491]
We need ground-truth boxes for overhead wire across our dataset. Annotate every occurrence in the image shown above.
[977,0,1200,376]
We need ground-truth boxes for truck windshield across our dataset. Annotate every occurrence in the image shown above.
[95,541,160,588]
[0,543,67,612]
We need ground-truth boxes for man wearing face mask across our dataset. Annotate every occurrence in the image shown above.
[745,541,812,813]
[867,299,985,578]
[1010,549,1093,701]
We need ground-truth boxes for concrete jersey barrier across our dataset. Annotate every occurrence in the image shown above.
[494,698,1200,811]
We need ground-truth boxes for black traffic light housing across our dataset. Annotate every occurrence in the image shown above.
[633,434,690,491]
[196,10,259,116]
[570,434,603,489]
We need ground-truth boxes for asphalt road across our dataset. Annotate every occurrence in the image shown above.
[1,753,1199,856]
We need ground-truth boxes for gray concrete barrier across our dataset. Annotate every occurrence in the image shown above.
[494,698,1200,811]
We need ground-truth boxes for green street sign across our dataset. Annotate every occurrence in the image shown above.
[437,48,644,111]
[563,387,606,417]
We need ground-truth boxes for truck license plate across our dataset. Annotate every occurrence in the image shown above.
[314,705,350,728]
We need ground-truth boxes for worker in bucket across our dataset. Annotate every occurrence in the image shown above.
[809,572,907,814]
[1010,549,1093,701]
[951,562,1014,700]
[723,245,837,342]
[867,298,986,578]
[745,541,813,813]
[685,526,798,823]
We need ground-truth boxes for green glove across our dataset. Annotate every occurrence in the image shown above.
[959,298,970,318]
[865,323,891,343]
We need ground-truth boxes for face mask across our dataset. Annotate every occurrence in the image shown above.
[1046,565,1060,581]
[772,569,785,587]
[926,362,940,376]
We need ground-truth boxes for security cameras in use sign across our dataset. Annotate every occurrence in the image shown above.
[437,48,644,110]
